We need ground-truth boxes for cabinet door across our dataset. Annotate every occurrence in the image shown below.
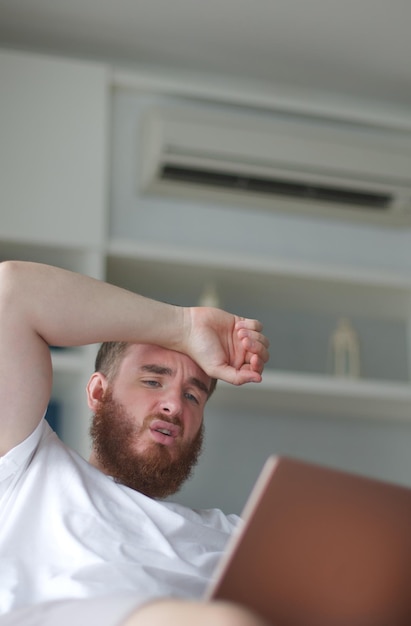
[0,50,107,247]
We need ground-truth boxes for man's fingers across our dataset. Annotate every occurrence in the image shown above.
[217,364,263,386]
[235,318,264,333]
[248,353,266,374]
[237,331,270,363]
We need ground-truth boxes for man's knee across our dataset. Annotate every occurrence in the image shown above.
[122,598,270,626]
[207,600,270,626]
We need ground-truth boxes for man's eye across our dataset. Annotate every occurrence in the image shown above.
[143,380,160,387]
[185,392,199,405]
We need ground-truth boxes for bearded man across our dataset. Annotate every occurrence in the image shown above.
[0,261,270,626]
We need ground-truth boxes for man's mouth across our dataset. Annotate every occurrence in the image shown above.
[156,427,172,436]
[149,419,181,446]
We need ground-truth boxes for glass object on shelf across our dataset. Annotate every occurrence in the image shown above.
[328,317,361,378]
[198,281,221,308]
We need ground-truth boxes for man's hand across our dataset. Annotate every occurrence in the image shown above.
[182,307,270,385]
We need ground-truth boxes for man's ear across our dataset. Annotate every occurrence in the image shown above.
[86,372,108,410]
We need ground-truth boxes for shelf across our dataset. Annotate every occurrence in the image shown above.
[107,239,411,320]
[108,239,411,286]
[212,370,411,421]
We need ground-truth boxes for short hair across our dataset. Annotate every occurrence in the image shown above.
[94,341,130,380]
[94,341,217,398]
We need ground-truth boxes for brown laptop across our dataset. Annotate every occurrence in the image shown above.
[206,456,411,626]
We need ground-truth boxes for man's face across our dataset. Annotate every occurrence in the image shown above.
[90,344,211,498]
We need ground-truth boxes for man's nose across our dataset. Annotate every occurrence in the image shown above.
[158,391,183,417]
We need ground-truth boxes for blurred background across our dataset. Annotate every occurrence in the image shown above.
[1,0,411,513]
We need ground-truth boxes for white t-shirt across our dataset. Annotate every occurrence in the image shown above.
[0,420,239,621]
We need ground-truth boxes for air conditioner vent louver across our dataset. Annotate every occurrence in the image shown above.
[161,165,392,211]
[141,105,411,226]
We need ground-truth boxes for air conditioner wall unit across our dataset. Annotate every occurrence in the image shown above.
[140,104,411,226]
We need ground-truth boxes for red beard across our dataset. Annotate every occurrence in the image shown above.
[90,389,204,499]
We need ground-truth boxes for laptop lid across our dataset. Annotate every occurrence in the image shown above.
[206,455,411,626]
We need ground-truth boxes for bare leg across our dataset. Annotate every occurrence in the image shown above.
[122,599,270,626]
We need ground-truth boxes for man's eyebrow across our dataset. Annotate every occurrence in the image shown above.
[141,364,173,376]
[140,364,210,396]
[190,377,210,396]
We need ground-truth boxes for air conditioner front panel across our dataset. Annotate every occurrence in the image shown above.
[156,108,411,184]
[140,104,411,226]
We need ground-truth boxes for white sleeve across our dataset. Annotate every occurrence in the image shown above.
[0,420,47,500]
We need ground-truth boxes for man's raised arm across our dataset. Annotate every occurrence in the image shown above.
[0,261,269,455]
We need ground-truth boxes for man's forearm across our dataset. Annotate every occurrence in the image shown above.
[0,260,184,351]
[0,260,268,387]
